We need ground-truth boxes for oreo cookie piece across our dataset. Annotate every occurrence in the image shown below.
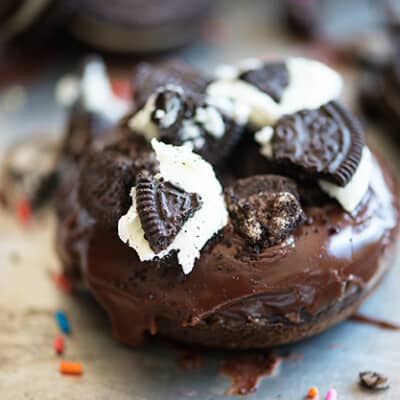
[133,60,212,109]
[128,85,247,165]
[239,62,289,103]
[136,174,202,253]
[78,133,157,227]
[225,175,304,246]
[271,101,364,187]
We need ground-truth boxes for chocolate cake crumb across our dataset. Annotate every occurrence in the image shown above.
[226,175,304,247]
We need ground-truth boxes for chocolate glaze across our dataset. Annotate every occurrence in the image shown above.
[56,150,399,348]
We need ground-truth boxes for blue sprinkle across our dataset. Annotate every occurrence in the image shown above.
[55,310,71,334]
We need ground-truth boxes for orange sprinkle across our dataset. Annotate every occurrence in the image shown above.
[16,197,32,225]
[59,361,83,375]
[307,386,319,398]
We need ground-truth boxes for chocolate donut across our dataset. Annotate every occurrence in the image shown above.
[56,57,399,349]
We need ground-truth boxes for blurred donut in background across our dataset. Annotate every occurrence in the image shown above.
[0,0,213,54]
[67,0,213,53]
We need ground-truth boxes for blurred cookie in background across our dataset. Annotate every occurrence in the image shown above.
[1,136,60,210]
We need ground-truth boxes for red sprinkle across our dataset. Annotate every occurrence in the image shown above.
[111,79,133,100]
[54,335,65,355]
[52,272,72,293]
[16,197,32,225]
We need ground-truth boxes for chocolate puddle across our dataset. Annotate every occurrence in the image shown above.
[220,351,281,396]
[350,313,400,330]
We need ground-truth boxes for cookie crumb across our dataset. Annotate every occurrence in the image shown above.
[359,371,389,391]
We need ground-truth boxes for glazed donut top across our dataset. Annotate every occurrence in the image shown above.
[77,57,386,274]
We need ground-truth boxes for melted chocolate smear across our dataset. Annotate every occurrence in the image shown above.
[220,351,281,396]
[350,313,400,330]
[272,101,364,186]
[136,174,202,254]
[239,62,289,103]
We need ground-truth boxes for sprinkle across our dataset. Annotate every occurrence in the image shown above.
[55,310,71,334]
[52,272,72,293]
[53,335,65,355]
[111,79,133,100]
[307,386,319,398]
[59,361,83,375]
[16,197,32,225]
[325,388,337,400]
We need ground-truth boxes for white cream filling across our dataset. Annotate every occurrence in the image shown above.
[207,57,342,127]
[81,59,130,122]
[255,126,274,158]
[206,96,250,125]
[255,127,373,213]
[128,93,159,140]
[118,139,228,274]
[319,147,372,213]
[194,106,225,138]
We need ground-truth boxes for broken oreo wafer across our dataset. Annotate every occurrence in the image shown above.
[239,62,289,103]
[225,175,304,246]
[271,101,364,186]
[133,60,211,109]
[136,174,202,254]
